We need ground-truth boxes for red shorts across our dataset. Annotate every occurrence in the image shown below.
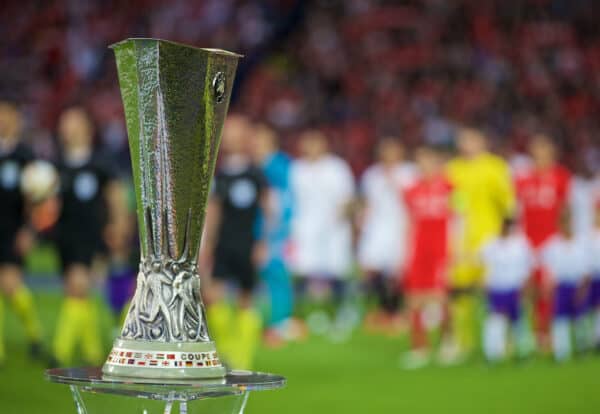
[403,253,447,293]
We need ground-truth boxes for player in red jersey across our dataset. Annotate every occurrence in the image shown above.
[515,134,571,352]
[400,146,453,369]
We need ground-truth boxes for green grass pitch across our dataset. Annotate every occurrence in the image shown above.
[0,292,598,413]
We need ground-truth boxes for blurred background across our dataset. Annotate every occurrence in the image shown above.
[1,0,600,413]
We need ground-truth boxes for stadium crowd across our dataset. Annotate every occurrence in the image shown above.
[2,0,600,370]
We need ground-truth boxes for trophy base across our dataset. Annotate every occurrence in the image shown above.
[47,367,285,414]
[102,338,226,379]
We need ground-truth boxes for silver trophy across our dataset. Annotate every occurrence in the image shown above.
[102,38,241,379]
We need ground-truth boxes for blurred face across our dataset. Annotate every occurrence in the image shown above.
[222,115,250,155]
[529,134,556,168]
[415,147,440,177]
[299,130,328,160]
[457,128,486,158]
[0,102,23,141]
[252,123,277,162]
[377,138,403,165]
[58,107,93,150]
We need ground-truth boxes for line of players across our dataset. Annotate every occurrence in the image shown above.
[204,114,600,368]
[360,128,599,367]
[1,99,598,370]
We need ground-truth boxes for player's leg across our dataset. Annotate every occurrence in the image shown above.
[409,295,427,351]
[206,249,234,364]
[483,313,506,362]
[551,283,573,362]
[382,274,401,316]
[0,264,43,356]
[53,257,102,366]
[573,282,592,353]
[449,260,480,359]
[363,270,386,331]
[509,290,530,359]
[227,252,261,370]
[532,268,552,353]
[232,289,261,370]
[0,228,43,355]
[592,277,600,348]
[483,291,508,362]
[380,273,403,334]
[400,293,430,369]
[261,257,293,346]
[53,264,85,366]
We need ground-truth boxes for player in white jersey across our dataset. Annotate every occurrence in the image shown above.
[289,129,355,334]
[540,209,592,361]
[357,137,416,330]
[480,218,535,361]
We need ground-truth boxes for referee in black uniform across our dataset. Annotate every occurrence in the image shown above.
[202,114,269,369]
[52,106,126,366]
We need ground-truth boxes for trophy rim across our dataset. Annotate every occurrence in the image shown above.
[108,37,244,58]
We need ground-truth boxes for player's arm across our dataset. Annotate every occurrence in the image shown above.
[258,175,275,234]
[104,179,129,228]
[493,159,516,218]
[577,243,594,305]
[338,161,356,221]
[202,187,223,260]
[252,171,271,268]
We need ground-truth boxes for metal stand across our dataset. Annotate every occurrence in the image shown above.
[46,368,285,414]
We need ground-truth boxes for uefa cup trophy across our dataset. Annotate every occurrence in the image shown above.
[102,38,241,379]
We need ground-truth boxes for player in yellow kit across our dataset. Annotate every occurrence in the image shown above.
[444,127,515,361]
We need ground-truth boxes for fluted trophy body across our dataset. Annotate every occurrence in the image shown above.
[102,38,241,379]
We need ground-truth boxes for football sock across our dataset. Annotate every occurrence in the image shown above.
[229,307,262,370]
[0,296,5,363]
[483,314,506,361]
[10,285,42,343]
[207,301,233,363]
[80,300,103,364]
[53,297,86,365]
[451,294,476,354]
[551,318,572,362]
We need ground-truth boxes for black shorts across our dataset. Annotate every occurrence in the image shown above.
[213,245,257,292]
[0,228,20,265]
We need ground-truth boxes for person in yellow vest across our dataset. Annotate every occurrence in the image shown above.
[444,126,515,362]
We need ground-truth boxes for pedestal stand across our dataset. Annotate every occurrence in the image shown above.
[46,367,285,414]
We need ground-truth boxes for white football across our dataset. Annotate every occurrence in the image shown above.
[20,160,59,203]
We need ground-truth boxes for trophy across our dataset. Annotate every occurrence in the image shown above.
[45,39,284,414]
[102,38,240,379]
